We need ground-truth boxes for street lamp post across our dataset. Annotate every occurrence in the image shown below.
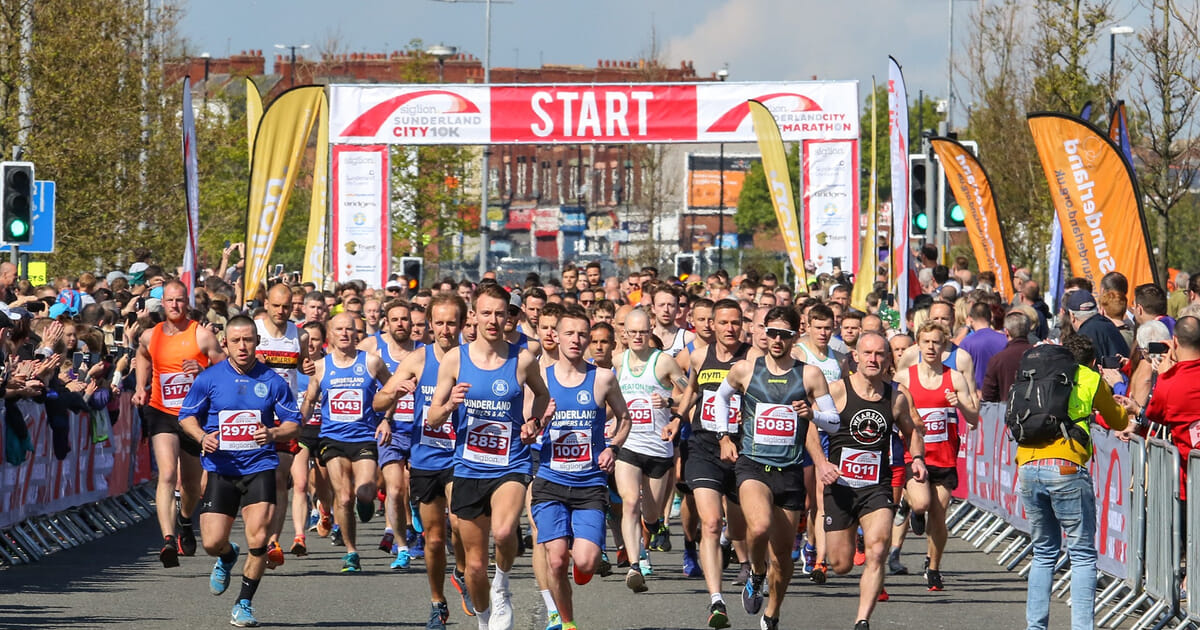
[274,43,310,88]
[1109,26,1134,102]
[199,52,210,109]
[425,44,457,83]
[716,65,728,272]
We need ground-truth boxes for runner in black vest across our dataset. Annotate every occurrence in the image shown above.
[825,331,927,630]
[669,299,748,629]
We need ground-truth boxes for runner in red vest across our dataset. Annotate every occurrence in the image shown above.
[893,321,977,591]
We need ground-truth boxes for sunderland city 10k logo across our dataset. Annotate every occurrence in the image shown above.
[492,379,510,396]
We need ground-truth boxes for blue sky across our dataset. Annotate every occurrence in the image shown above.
[179,0,1145,116]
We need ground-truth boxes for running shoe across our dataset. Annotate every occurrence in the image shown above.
[178,525,197,557]
[410,502,424,533]
[670,493,682,519]
[800,542,816,574]
[893,497,910,527]
[615,547,630,568]
[910,511,926,537]
[732,563,750,586]
[682,548,702,577]
[380,531,396,553]
[877,587,889,602]
[391,548,412,570]
[597,551,613,577]
[490,582,514,630]
[720,538,734,572]
[450,571,476,617]
[210,543,239,595]
[926,568,944,591]
[639,550,653,576]
[317,507,333,537]
[330,525,344,546]
[809,561,828,585]
[290,535,308,557]
[854,620,870,630]
[625,567,648,593]
[759,616,779,630]
[707,601,731,629]
[648,524,672,552]
[922,556,930,578]
[427,601,449,630]
[230,599,258,627]
[406,526,419,548]
[265,540,285,569]
[742,573,765,615]
[410,533,426,559]
[887,548,907,575]
[306,509,320,532]
[546,611,563,630]
[853,533,866,567]
[159,535,180,568]
[341,551,362,573]
[356,498,374,523]
[573,561,593,586]
[791,533,803,562]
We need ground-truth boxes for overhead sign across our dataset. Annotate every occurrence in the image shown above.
[0,180,55,254]
[329,81,859,145]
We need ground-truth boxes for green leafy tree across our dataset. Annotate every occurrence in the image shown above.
[735,143,799,237]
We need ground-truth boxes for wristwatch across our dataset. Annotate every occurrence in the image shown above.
[716,431,729,440]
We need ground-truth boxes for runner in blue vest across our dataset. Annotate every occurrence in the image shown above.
[299,312,392,574]
[177,316,301,628]
[360,299,418,570]
[533,305,631,630]
[428,283,554,630]
[375,294,473,630]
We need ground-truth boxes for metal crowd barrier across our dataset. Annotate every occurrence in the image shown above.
[1185,452,1200,624]
[1097,434,1149,628]
[1132,439,1182,630]
[0,484,155,566]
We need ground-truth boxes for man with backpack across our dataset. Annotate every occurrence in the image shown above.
[1009,334,1133,630]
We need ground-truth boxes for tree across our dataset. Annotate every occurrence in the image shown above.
[735,143,798,236]
[1132,0,1200,279]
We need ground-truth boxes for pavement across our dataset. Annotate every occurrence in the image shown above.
[0,503,1059,630]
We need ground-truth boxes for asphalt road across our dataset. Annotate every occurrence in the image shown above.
[0,505,1057,630]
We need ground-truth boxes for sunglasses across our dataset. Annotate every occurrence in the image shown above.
[626,329,650,336]
[765,327,797,340]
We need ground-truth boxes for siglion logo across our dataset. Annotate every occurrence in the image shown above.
[707,92,822,133]
[341,90,483,138]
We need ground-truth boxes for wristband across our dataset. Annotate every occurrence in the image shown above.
[911,454,925,460]
[528,416,542,430]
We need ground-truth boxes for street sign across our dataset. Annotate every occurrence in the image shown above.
[0,180,54,253]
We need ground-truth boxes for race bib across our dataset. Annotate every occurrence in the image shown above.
[420,405,456,450]
[463,415,511,466]
[328,389,364,423]
[628,397,655,433]
[700,390,741,432]
[753,403,798,446]
[159,372,194,409]
[218,410,261,452]
[919,407,953,444]
[393,393,416,425]
[1188,421,1200,449]
[837,447,882,488]
[549,428,593,472]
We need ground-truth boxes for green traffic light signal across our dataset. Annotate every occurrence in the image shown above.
[950,204,965,223]
[914,213,928,231]
[8,219,28,239]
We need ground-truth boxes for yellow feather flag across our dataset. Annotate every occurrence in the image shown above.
[245,78,263,169]
[748,100,809,290]
[244,87,323,301]
[303,93,329,287]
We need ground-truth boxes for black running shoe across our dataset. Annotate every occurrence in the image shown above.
[854,620,870,630]
[707,601,731,629]
[910,511,926,536]
[926,568,944,591]
[178,525,197,557]
[356,498,374,523]
[159,535,180,568]
[809,562,828,585]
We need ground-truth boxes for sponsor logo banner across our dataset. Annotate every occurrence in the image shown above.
[331,145,390,288]
[803,140,860,275]
[330,81,858,144]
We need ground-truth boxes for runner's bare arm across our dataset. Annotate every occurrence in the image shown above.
[897,383,925,436]
[948,368,980,425]
[675,345,706,419]
[521,351,553,422]
[712,359,750,431]
[298,329,315,376]
[196,325,227,365]
[299,361,323,422]
[956,349,978,402]
[893,388,927,481]
[806,364,839,431]
[805,422,839,485]
[599,370,631,448]
[366,353,393,390]
[374,352,421,412]
[132,328,153,405]
[355,334,376,353]
[427,350,464,428]
[656,354,687,411]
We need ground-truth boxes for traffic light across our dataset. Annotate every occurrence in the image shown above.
[0,162,34,245]
[400,256,424,291]
[937,140,976,232]
[908,154,929,239]
[674,253,697,281]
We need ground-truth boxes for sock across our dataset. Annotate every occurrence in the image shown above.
[492,567,509,590]
[220,546,238,565]
[684,539,697,553]
[710,592,724,605]
[804,542,815,552]
[540,589,557,614]
[629,561,640,571]
[384,527,394,535]
[398,544,409,553]
[237,576,260,603]
[455,567,466,580]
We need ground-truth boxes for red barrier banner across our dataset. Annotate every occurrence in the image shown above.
[0,394,151,529]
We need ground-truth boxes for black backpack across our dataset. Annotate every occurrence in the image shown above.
[1004,344,1088,447]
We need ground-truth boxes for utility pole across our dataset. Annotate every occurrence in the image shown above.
[478,0,493,280]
